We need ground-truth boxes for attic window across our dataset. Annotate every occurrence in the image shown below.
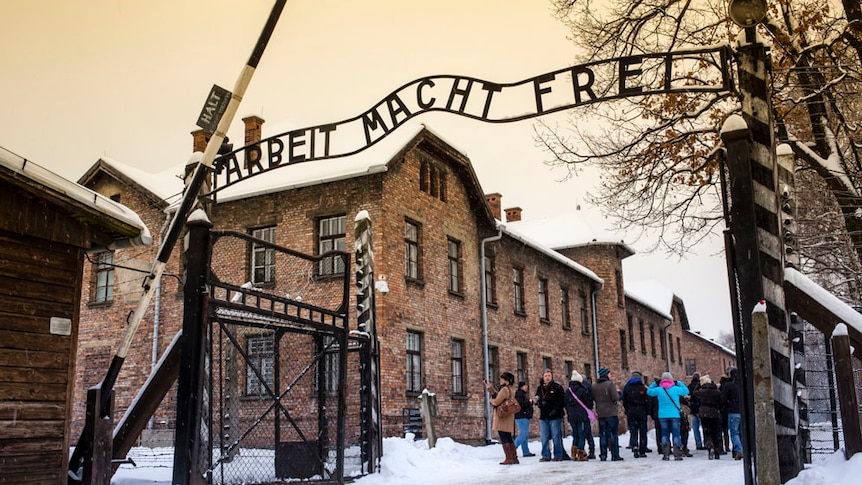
[420,158,447,202]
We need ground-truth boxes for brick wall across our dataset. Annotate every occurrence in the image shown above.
[682,331,737,380]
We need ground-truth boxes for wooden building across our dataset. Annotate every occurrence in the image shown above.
[0,146,150,484]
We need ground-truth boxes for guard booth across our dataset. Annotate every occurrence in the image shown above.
[0,146,150,484]
[175,225,376,484]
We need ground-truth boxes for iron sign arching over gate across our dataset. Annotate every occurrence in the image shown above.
[205,46,732,199]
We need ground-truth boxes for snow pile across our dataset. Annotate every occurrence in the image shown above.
[786,451,862,485]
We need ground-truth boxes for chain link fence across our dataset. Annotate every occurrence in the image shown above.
[799,322,862,464]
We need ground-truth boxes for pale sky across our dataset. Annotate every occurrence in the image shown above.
[0,0,732,340]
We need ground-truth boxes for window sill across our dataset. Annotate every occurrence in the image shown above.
[406,390,422,398]
[406,277,425,288]
[314,272,346,282]
[562,326,572,332]
[87,300,113,309]
[486,302,499,310]
[448,290,465,299]
[451,394,469,401]
[540,318,551,325]
[514,311,527,318]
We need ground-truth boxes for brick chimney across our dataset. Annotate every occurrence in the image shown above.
[243,115,265,168]
[191,129,211,153]
[243,115,264,145]
[505,207,522,222]
[485,193,502,220]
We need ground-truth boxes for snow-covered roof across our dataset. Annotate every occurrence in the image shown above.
[784,267,862,337]
[1,145,151,248]
[625,279,674,320]
[504,209,635,255]
[212,122,431,203]
[500,222,602,284]
[685,329,736,356]
[95,157,184,204]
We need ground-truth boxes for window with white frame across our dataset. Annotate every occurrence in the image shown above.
[251,226,276,285]
[538,277,549,322]
[318,215,346,276]
[246,335,274,396]
[405,219,420,280]
[93,251,114,303]
[406,330,423,393]
[447,238,462,294]
[451,339,465,395]
[513,266,525,314]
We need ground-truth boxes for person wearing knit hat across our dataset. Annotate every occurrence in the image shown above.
[623,370,650,458]
[647,372,690,460]
[564,370,592,461]
[693,374,724,459]
[592,367,623,461]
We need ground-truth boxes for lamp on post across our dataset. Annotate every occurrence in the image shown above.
[728,0,767,28]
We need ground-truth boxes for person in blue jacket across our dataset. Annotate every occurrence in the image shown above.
[646,371,690,461]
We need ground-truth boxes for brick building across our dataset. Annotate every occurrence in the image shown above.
[681,330,737,380]
[72,118,732,445]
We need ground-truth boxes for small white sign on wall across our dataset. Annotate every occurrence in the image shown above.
[50,317,72,336]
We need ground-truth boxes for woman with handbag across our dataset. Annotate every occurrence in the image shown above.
[564,370,594,461]
[485,371,519,465]
[646,371,691,461]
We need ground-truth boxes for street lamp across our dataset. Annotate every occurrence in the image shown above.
[728,0,767,28]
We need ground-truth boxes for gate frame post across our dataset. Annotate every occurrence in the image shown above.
[172,210,213,485]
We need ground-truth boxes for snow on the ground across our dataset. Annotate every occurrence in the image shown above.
[111,431,862,485]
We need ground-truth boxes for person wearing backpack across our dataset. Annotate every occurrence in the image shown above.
[622,371,650,458]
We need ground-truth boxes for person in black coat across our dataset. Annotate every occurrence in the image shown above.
[513,381,535,457]
[534,369,566,461]
[688,372,704,450]
[564,371,593,461]
[721,368,743,459]
[694,375,726,459]
[622,371,651,458]
[649,378,661,453]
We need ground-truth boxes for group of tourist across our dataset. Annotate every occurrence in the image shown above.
[484,366,744,465]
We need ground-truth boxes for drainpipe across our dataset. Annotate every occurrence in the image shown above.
[590,283,603,380]
[480,223,504,444]
[149,210,172,430]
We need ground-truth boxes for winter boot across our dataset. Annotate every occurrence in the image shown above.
[661,443,671,461]
[500,443,519,465]
[577,448,588,462]
[706,440,714,460]
[682,446,693,457]
[673,445,684,461]
[587,446,596,460]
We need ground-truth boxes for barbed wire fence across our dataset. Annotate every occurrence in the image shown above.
[799,321,862,464]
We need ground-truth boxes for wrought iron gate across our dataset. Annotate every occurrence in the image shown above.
[192,229,369,484]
